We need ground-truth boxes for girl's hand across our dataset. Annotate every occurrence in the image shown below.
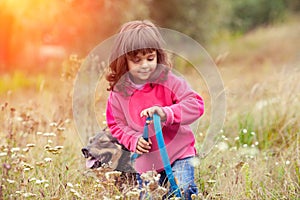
[140,106,166,122]
[136,137,152,154]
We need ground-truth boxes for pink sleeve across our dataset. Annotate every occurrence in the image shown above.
[106,93,140,152]
[161,74,204,125]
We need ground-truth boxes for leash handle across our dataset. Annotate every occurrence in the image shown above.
[142,116,152,142]
[130,117,151,162]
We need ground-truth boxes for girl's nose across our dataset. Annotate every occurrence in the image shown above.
[141,59,149,68]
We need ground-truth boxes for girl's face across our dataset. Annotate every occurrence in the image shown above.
[126,50,157,84]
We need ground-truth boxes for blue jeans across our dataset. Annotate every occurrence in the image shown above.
[137,157,198,199]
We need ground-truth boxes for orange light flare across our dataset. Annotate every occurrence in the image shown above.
[1,0,117,73]
[0,0,67,72]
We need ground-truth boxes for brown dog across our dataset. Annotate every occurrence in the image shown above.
[81,130,136,173]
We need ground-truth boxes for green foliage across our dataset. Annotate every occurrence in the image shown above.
[0,72,45,94]
[147,0,231,44]
[229,0,287,33]
[241,163,252,198]
[146,0,299,43]
[237,113,256,147]
[286,0,300,11]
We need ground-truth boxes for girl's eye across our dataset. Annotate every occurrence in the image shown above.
[132,58,140,63]
[147,57,154,61]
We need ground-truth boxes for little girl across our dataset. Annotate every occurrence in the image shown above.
[105,20,204,199]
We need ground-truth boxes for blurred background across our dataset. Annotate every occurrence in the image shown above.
[0,0,299,73]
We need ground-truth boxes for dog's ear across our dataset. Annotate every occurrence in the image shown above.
[102,131,125,150]
[102,130,118,142]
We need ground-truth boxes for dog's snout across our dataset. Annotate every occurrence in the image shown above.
[81,148,89,158]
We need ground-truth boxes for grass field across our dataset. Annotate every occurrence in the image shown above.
[0,17,299,199]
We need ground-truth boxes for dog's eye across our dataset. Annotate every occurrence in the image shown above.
[101,141,111,145]
[88,137,95,143]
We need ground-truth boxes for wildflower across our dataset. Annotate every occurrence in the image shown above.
[23,168,31,172]
[57,127,65,131]
[0,152,7,157]
[191,194,197,200]
[44,145,64,155]
[15,191,23,195]
[264,156,268,160]
[93,183,105,189]
[44,157,52,162]
[22,192,37,198]
[67,182,74,188]
[275,162,279,165]
[49,122,58,127]
[11,147,20,152]
[105,171,121,180]
[147,180,159,191]
[43,132,56,137]
[156,186,167,196]
[22,162,34,169]
[243,144,248,148]
[126,191,140,199]
[234,137,239,141]
[240,146,259,157]
[26,144,36,148]
[36,131,43,135]
[242,129,247,134]
[70,188,77,193]
[141,170,160,182]
[29,178,37,182]
[285,160,291,165]
[35,179,48,184]
[250,132,256,136]
[54,146,64,150]
[207,179,216,184]
[15,117,23,122]
[230,146,237,151]
[217,142,229,151]
[35,161,45,166]
[6,179,15,184]
[254,141,259,146]
[70,189,83,199]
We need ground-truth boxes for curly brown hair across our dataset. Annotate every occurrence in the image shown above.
[106,20,172,91]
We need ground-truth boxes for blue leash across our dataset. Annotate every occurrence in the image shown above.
[131,114,182,198]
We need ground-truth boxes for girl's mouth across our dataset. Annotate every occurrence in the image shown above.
[138,69,151,74]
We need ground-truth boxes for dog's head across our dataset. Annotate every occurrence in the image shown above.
[81,131,123,170]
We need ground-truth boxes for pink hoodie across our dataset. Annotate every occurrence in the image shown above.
[106,71,204,173]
